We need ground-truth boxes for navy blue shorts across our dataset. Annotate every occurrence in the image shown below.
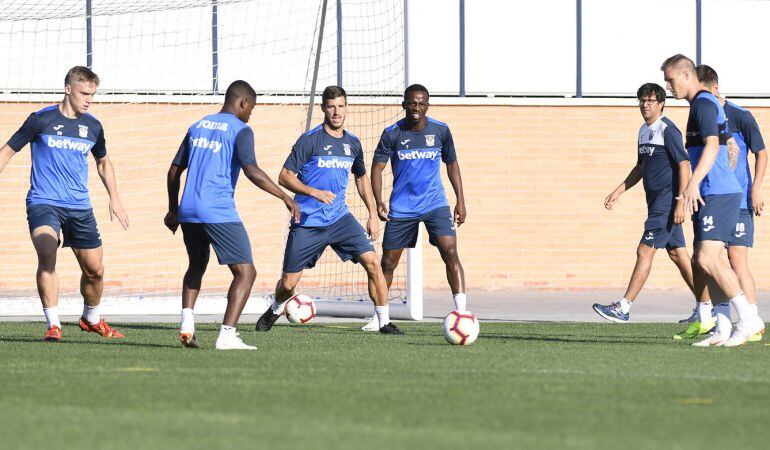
[181,222,253,265]
[640,211,686,249]
[383,206,456,250]
[282,213,375,273]
[692,193,741,244]
[728,208,754,247]
[27,204,102,249]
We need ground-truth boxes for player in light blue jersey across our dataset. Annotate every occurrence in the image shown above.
[592,83,696,323]
[255,86,403,335]
[165,80,299,350]
[0,66,129,342]
[692,65,766,345]
[662,54,764,346]
[369,84,468,326]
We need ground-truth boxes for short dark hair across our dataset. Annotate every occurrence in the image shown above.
[224,80,256,104]
[637,83,666,103]
[404,84,429,100]
[321,85,347,104]
[65,66,100,86]
[696,64,719,87]
[660,54,695,72]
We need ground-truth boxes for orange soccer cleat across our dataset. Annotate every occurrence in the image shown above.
[43,326,62,342]
[179,332,199,348]
[79,317,125,338]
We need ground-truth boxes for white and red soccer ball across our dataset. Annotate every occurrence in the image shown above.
[285,294,316,324]
[442,310,480,345]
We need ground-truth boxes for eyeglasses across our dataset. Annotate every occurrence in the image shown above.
[638,99,660,106]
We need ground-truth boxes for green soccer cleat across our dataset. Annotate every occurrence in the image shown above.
[673,320,715,340]
[748,332,764,343]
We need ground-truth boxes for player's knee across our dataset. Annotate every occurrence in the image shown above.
[280,274,299,293]
[440,246,460,265]
[84,265,104,283]
[694,253,715,275]
[233,264,256,282]
[381,256,398,274]
[362,257,382,275]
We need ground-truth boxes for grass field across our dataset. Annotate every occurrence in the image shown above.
[0,320,768,450]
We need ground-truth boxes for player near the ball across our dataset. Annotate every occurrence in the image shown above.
[255,85,403,335]
[368,84,468,326]
[592,83,696,323]
[690,64,766,345]
[662,54,764,346]
[165,80,299,350]
[0,66,128,341]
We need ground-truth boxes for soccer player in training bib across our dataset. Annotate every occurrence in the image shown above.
[0,66,129,342]
[255,86,403,335]
[369,84,468,326]
[692,64,766,345]
[662,54,764,346]
[592,83,696,323]
[165,80,299,350]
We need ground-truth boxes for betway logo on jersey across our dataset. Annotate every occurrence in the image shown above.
[317,157,353,169]
[46,136,93,154]
[638,145,656,156]
[190,136,223,153]
[196,120,229,131]
[397,149,440,160]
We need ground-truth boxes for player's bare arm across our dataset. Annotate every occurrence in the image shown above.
[605,163,642,210]
[727,136,740,170]
[242,164,300,223]
[752,149,766,216]
[164,163,184,233]
[674,160,691,224]
[278,167,335,204]
[371,161,389,221]
[0,144,16,174]
[683,135,720,213]
[446,160,466,226]
[354,173,380,240]
[95,155,129,229]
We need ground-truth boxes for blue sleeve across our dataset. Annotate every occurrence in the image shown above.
[235,127,257,166]
[742,112,766,153]
[441,127,458,164]
[284,134,314,173]
[373,129,393,164]
[352,139,366,177]
[6,113,39,152]
[693,99,719,139]
[91,127,107,159]
[664,125,688,163]
[172,132,190,168]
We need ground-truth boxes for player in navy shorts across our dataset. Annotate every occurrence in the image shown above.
[0,66,129,342]
[694,64,766,343]
[592,83,696,323]
[367,84,468,330]
[165,80,299,350]
[254,86,403,335]
[662,54,764,346]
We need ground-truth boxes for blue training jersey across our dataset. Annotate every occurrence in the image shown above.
[6,105,107,209]
[373,117,458,219]
[724,101,766,210]
[685,91,742,196]
[283,125,366,227]
[173,112,256,223]
[637,116,689,213]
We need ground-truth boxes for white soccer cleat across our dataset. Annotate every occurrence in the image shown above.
[215,333,257,350]
[361,316,380,332]
[722,317,765,348]
[692,332,728,347]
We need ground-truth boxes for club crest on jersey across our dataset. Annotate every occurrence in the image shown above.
[78,125,89,138]
[648,130,654,140]
[425,135,435,146]
[343,143,351,156]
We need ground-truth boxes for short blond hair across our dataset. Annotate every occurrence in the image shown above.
[64,66,100,87]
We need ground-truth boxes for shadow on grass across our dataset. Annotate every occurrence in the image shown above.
[0,336,178,348]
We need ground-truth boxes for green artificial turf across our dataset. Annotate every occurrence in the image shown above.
[0,321,768,450]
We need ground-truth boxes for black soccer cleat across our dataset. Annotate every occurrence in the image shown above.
[379,322,405,335]
[255,308,281,332]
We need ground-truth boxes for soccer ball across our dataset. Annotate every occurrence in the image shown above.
[442,310,479,345]
[285,294,316,324]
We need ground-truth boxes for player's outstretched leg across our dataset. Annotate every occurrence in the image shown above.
[215,263,257,350]
[256,271,302,332]
[593,243,656,323]
[362,249,404,332]
[32,227,62,341]
[666,246,700,324]
[73,246,124,339]
[675,255,716,340]
[725,246,765,345]
[358,251,403,335]
[179,252,209,348]
[436,236,467,312]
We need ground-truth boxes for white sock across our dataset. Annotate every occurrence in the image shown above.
[619,298,632,314]
[180,308,194,333]
[453,293,467,311]
[83,305,100,325]
[714,302,732,338]
[43,307,61,329]
[271,299,287,315]
[730,292,754,322]
[219,324,236,339]
[697,301,713,323]
[375,305,390,328]
[750,303,759,317]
